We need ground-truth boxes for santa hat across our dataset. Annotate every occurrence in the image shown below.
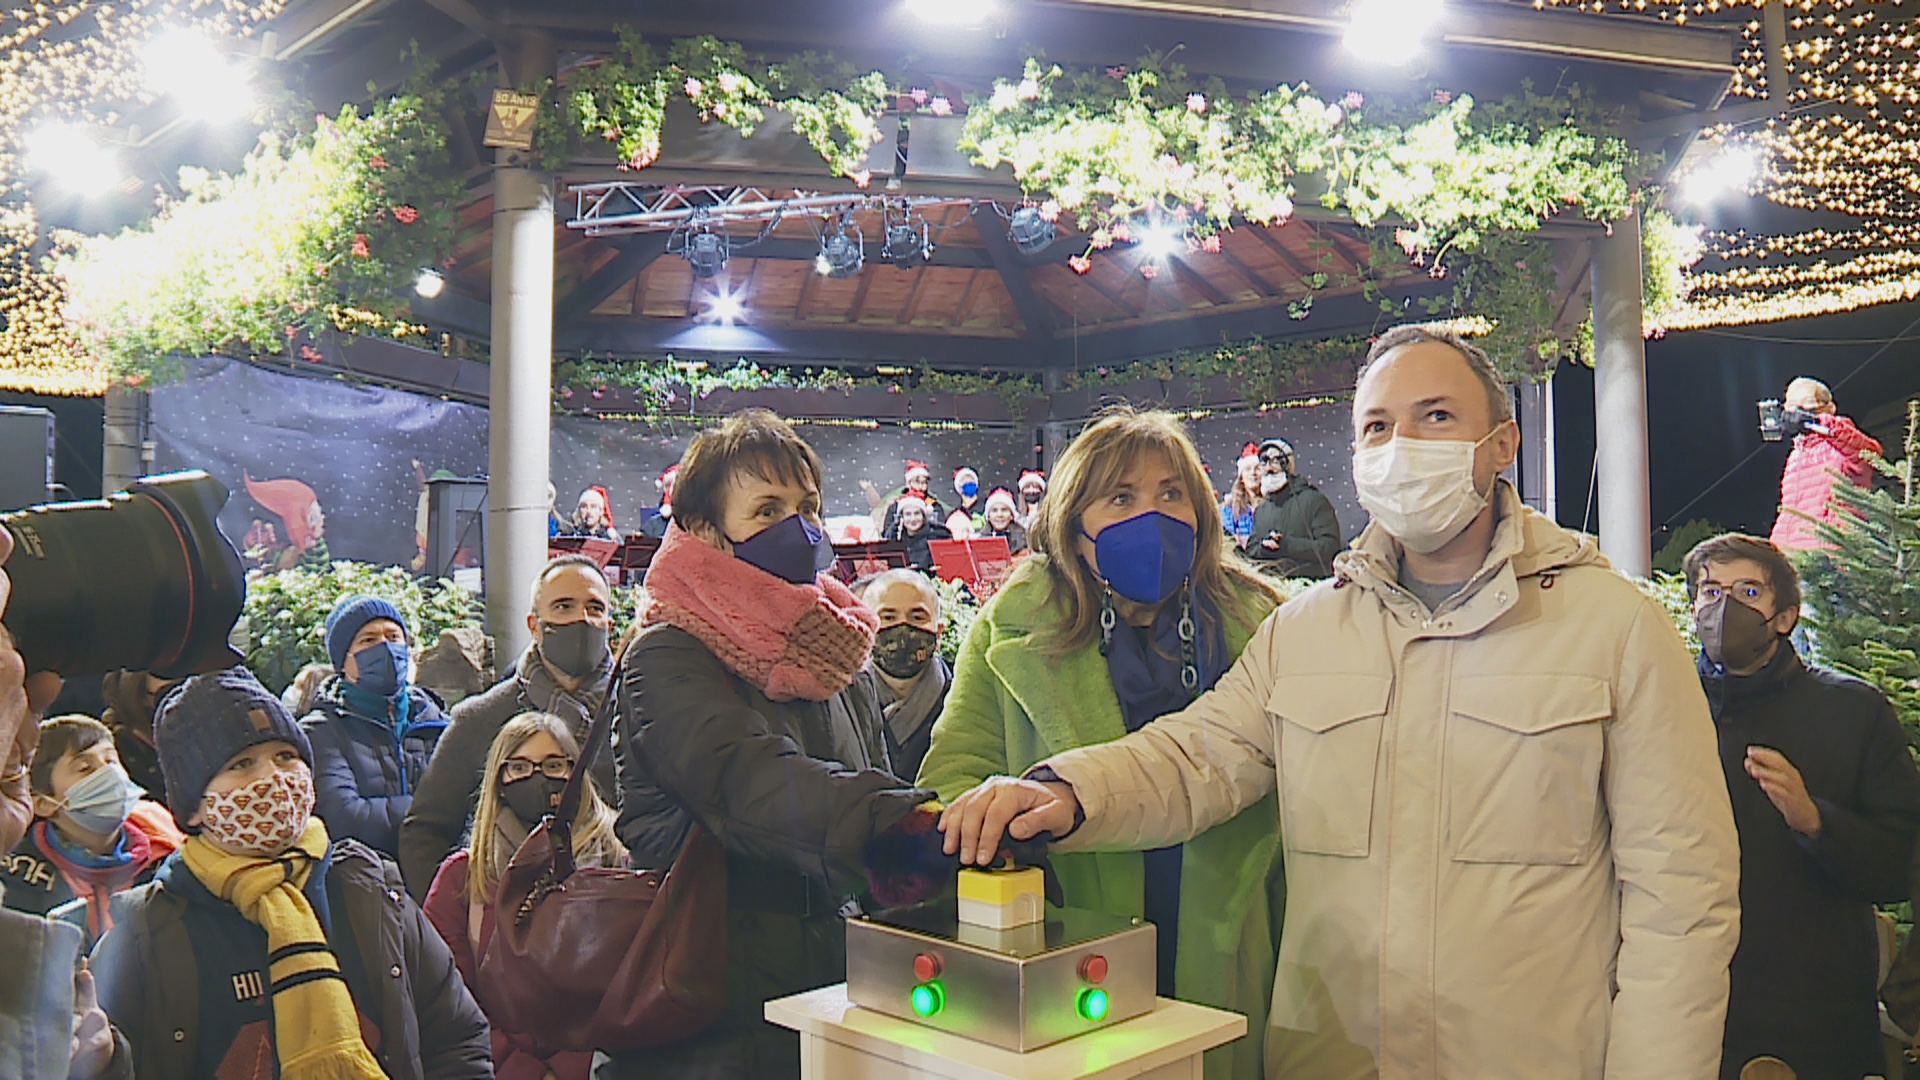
[953,467,979,495]
[896,495,930,518]
[905,460,930,484]
[581,485,614,526]
[657,464,678,507]
[1240,442,1259,461]
[244,473,321,550]
[1018,469,1046,488]
[985,488,1018,515]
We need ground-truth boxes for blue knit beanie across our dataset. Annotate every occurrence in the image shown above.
[155,666,312,829]
[324,595,408,670]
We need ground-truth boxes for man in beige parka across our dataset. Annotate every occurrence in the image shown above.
[940,325,1742,1080]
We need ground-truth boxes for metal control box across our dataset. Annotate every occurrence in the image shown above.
[845,901,1156,1052]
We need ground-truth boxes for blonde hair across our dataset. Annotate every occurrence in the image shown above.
[1029,407,1281,656]
[468,712,626,903]
[1225,454,1261,518]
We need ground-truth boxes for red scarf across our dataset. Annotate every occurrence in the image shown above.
[33,818,155,940]
[642,524,877,701]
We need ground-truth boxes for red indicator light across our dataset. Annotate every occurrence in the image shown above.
[1079,955,1109,984]
[913,952,943,982]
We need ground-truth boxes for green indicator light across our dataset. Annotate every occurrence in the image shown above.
[1076,987,1110,1022]
[910,981,945,1018]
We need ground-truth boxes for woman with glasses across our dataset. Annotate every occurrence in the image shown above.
[421,711,626,1080]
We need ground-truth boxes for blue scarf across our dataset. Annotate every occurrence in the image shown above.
[340,681,415,734]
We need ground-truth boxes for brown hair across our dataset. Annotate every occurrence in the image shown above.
[30,715,112,795]
[1683,533,1803,614]
[1028,407,1281,656]
[468,712,626,903]
[1362,325,1514,427]
[670,409,824,536]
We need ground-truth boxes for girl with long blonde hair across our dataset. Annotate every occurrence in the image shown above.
[920,406,1284,1080]
[422,711,625,1080]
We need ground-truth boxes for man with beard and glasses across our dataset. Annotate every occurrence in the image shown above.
[1685,533,1920,1080]
[398,553,618,897]
[858,570,950,781]
[1246,436,1343,579]
[939,325,1741,1079]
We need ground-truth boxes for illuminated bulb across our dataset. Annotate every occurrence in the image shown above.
[904,0,994,25]
[141,28,252,122]
[1345,0,1444,65]
[413,269,445,298]
[705,291,745,325]
[26,122,118,195]
[1139,226,1181,260]
[1682,147,1763,204]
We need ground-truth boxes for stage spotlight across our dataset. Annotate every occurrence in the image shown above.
[705,291,746,325]
[904,0,995,25]
[1008,207,1056,255]
[817,229,864,278]
[413,269,445,299]
[1682,148,1761,204]
[685,230,729,279]
[26,123,119,195]
[1139,225,1181,260]
[882,221,931,270]
[142,28,253,122]
[1344,0,1443,65]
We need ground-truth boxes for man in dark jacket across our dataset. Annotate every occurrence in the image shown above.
[90,666,491,1080]
[859,570,951,781]
[1685,533,1920,1080]
[398,554,617,896]
[302,596,450,858]
[1246,437,1343,578]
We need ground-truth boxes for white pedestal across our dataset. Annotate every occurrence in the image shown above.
[765,983,1246,1080]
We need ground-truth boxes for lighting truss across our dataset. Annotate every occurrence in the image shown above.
[566,182,972,238]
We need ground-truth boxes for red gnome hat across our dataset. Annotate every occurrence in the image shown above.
[244,473,321,550]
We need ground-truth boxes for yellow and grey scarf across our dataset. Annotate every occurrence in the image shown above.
[182,818,385,1080]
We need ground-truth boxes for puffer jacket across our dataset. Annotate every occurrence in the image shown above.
[1042,483,1742,1080]
[90,838,492,1080]
[1246,480,1343,578]
[397,648,616,897]
[302,676,450,858]
[1771,413,1881,551]
[601,623,930,1080]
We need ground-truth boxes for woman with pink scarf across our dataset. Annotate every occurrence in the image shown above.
[602,409,938,1080]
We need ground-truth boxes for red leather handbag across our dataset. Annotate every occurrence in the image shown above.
[473,670,727,1051]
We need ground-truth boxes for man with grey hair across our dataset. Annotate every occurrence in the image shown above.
[939,324,1741,1078]
[857,569,949,781]
[1770,376,1881,553]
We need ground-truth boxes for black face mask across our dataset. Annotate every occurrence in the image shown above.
[872,624,939,680]
[501,775,568,827]
[539,619,610,680]
[1695,595,1781,671]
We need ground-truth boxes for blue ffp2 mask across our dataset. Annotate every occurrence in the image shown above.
[1084,511,1196,605]
[350,641,411,698]
[732,513,836,585]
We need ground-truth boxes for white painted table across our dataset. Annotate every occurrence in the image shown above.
[765,983,1246,1080]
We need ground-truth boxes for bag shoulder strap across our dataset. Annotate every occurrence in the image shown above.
[545,647,625,880]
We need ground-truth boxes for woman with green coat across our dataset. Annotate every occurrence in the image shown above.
[918,408,1285,1080]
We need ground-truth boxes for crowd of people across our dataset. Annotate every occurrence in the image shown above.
[0,326,1912,1080]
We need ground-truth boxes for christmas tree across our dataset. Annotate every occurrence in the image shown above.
[1800,399,1920,744]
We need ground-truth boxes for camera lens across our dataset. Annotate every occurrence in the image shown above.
[0,471,246,678]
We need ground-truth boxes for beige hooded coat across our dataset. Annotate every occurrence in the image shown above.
[1046,485,1741,1079]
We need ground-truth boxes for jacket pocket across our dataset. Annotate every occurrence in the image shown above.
[1274,675,1390,858]
[1446,675,1609,865]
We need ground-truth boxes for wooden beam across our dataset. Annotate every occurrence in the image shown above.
[897,266,933,325]
[554,234,671,324]
[1165,255,1233,307]
[949,271,987,329]
[794,263,821,321]
[1244,224,1323,285]
[845,265,878,324]
[423,0,509,43]
[1215,247,1285,298]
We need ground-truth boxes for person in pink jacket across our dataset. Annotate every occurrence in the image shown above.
[1770,377,1882,552]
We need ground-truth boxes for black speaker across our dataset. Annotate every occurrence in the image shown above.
[0,406,54,512]
[426,477,487,585]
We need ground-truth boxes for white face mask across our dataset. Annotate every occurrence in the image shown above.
[1352,427,1503,554]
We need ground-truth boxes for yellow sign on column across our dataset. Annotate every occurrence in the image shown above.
[484,89,541,151]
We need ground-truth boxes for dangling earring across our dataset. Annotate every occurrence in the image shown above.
[1098,585,1117,658]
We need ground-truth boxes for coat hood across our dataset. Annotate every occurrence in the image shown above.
[1333,481,1607,599]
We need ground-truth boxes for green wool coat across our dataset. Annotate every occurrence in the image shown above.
[918,557,1285,1080]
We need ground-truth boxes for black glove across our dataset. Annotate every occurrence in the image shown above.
[1784,407,1823,433]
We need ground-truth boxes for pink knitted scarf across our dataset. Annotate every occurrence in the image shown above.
[641,524,878,702]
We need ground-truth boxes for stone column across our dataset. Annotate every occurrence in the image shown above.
[101,384,148,495]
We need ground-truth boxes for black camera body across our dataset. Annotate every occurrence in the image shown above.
[1,471,246,678]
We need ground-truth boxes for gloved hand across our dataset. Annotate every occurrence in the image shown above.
[1784,407,1826,434]
[864,802,951,909]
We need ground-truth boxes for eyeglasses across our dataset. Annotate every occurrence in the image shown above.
[500,756,574,783]
[1259,454,1286,465]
